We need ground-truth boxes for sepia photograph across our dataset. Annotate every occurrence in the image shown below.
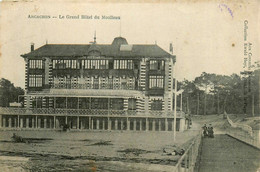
[0,0,259,171]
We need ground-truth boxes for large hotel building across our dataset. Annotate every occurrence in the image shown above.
[0,36,187,132]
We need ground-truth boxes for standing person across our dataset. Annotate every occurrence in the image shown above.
[202,124,208,137]
[208,124,214,138]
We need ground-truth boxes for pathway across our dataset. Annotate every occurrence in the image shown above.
[198,134,260,172]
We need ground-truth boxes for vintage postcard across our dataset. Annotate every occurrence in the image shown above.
[0,0,259,171]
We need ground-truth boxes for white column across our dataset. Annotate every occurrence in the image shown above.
[165,118,168,131]
[50,118,52,128]
[26,118,29,128]
[14,118,17,128]
[115,119,118,130]
[80,118,83,130]
[44,118,47,128]
[38,118,41,128]
[158,119,161,131]
[32,117,35,128]
[89,117,91,129]
[77,116,80,129]
[2,117,6,127]
[20,118,23,128]
[54,116,56,129]
[108,118,111,130]
[8,117,12,128]
[0,115,2,128]
[91,118,93,129]
[146,118,149,131]
[127,118,130,130]
[102,119,105,130]
[35,116,38,128]
[17,115,20,128]
[139,119,142,131]
[96,119,100,130]
[121,119,124,130]
[133,119,136,131]
[152,119,156,131]
[65,116,68,124]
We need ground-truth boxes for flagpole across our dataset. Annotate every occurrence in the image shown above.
[170,41,177,141]
[173,64,177,141]
[170,40,177,141]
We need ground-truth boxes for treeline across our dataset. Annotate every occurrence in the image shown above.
[176,70,259,116]
[0,78,24,107]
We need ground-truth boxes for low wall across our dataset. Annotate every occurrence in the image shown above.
[173,131,202,172]
[226,115,260,149]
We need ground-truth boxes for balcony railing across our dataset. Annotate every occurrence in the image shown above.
[51,83,137,90]
[0,107,184,118]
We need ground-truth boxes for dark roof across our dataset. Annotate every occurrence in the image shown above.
[21,38,173,59]
[112,37,128,46]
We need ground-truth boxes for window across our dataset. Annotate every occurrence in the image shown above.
[29,75,43,87]
[83,60,91,69]
[120,60,127,69]
[114,60,120,69]
[93,76,99,89]
[110,98,124,110]
[128,98,136,110]
[100,77,107,89]
[91,98,108,109]
[71,60,77,69]
[109,60,114,69]
[149,76,164,88]
[149,60,164,70]
[64,60,71,68]
[108,76,113,89]
[53,60,65,69]
[113,77,120,89]
[53,60,57,69]
[82,60,108,69]
[53,60,78,69]
[127,60,133,69]
[100,60,109,69]
[151,100,162,111]
[71,76,78,89]
[114,60,133,69]
[89,60,97,69]
[29,60,43,69]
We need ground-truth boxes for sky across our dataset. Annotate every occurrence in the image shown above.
[0,0,259,88]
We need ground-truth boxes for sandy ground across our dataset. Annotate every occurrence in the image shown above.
[2,114,249,171]
[0,123,201,172]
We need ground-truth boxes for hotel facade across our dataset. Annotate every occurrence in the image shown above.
[0,37,187,132]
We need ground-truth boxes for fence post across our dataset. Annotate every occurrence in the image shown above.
[184,155,188,172]
[190,145,194,172]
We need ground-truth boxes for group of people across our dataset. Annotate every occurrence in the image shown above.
[11,133,26,143]
[202,124,214,138]
[163,148,185,156]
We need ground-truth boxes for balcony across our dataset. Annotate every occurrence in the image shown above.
[51,83,137,90]
[0,107,185,118]
[147,88,164,96]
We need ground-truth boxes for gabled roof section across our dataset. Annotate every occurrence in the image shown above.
[21,38,173,59]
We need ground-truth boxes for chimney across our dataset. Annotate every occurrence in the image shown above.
[31,43,34,52]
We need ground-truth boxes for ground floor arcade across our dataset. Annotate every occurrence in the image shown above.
[0,115,185,132]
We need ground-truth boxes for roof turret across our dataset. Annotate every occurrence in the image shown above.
[112,37,128,46]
